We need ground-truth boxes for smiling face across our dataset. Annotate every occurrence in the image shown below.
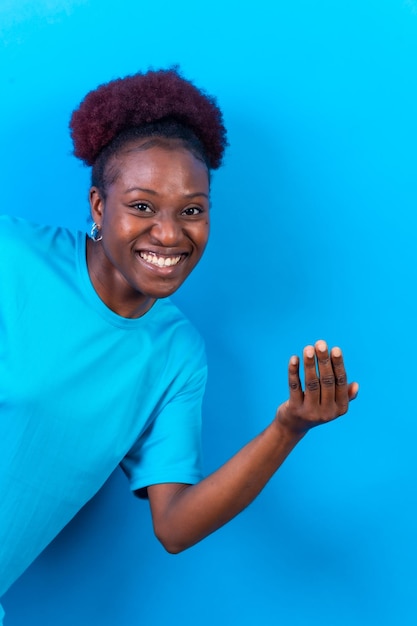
[87,139,210,318]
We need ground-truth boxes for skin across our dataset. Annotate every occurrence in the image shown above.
[87,139,210,319]
[87,137,359,554]
[148,342,358,553]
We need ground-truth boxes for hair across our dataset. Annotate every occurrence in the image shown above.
[69,67,228,194]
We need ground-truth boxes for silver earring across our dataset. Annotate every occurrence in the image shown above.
[90,222,102,242]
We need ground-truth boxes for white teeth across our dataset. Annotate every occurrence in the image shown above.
[140,252,182,267]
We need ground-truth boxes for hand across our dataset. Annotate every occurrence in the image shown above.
[276,340,359,436]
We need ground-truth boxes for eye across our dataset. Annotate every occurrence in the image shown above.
[132,202,153,213]
[182,206,203,216]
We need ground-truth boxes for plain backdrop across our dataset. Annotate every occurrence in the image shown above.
[1,1,417,624]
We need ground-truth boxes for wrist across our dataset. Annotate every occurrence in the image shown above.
[274,403,309,441]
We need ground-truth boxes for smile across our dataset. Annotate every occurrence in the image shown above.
[139,251,183,267]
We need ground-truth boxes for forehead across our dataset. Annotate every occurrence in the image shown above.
[107,138,210,191]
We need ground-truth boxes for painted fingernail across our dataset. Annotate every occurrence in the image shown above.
[332,347,342,357]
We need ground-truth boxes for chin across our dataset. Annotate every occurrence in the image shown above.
[141,283,183,300]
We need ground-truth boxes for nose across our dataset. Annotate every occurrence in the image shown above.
[150,215,182,246]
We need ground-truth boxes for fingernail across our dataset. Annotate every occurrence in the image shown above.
[290,356,298,365]
[305,347,314,358]
[332,347,341,357]
[317,340,327,352]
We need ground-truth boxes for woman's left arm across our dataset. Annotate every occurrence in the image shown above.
[145,340,359,554]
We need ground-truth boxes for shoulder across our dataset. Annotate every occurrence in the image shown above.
[0,214,33,244]
[0,215,79,258]
[150,299,207,372]
[157,299,205,347]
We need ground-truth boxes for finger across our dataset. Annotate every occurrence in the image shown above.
[303,345,320,406]
[331,347,349,410]
[288,355,303,407]
[348,382,359,401]
[315,339,335,405]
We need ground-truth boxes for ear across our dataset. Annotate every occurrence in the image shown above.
[89,187,105,226]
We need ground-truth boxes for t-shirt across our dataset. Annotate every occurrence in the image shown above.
[0,215,206,599]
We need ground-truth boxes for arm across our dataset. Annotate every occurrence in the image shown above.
[146,340,359,553]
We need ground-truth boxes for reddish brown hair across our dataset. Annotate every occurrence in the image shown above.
[69,67,227,170]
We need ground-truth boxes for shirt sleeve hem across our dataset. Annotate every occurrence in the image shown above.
[129,471,204,493]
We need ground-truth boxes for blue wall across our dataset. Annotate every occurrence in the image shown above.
[2,1,417,624]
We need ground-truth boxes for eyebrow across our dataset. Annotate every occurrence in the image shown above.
[124,186,209,199]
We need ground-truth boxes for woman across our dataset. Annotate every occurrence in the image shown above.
[0,68,358,619]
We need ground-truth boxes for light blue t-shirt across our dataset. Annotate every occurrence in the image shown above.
[0,215,206,603]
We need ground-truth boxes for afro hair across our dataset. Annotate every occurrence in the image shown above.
[69,67,227,170]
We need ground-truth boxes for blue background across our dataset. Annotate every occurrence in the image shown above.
[1,1,417,624]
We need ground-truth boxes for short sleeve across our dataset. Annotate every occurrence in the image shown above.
[120,364,207,495]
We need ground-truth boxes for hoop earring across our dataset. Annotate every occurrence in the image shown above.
[90,222,102,242]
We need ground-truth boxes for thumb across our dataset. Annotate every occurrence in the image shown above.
[348,382,359,401]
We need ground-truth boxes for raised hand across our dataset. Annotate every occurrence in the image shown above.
[276,340,359,436]
[147,339,358,552]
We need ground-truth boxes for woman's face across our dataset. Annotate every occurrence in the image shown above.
[87,140,210,318]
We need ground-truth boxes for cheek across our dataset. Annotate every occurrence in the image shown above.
[103,214,136,242]
[196,222,210,249]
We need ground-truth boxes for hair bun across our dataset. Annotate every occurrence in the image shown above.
[69,67,227,169]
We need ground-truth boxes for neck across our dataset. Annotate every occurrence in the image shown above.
[86,237,156,319]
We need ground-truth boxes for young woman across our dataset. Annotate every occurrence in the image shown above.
[0,67,358,620]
